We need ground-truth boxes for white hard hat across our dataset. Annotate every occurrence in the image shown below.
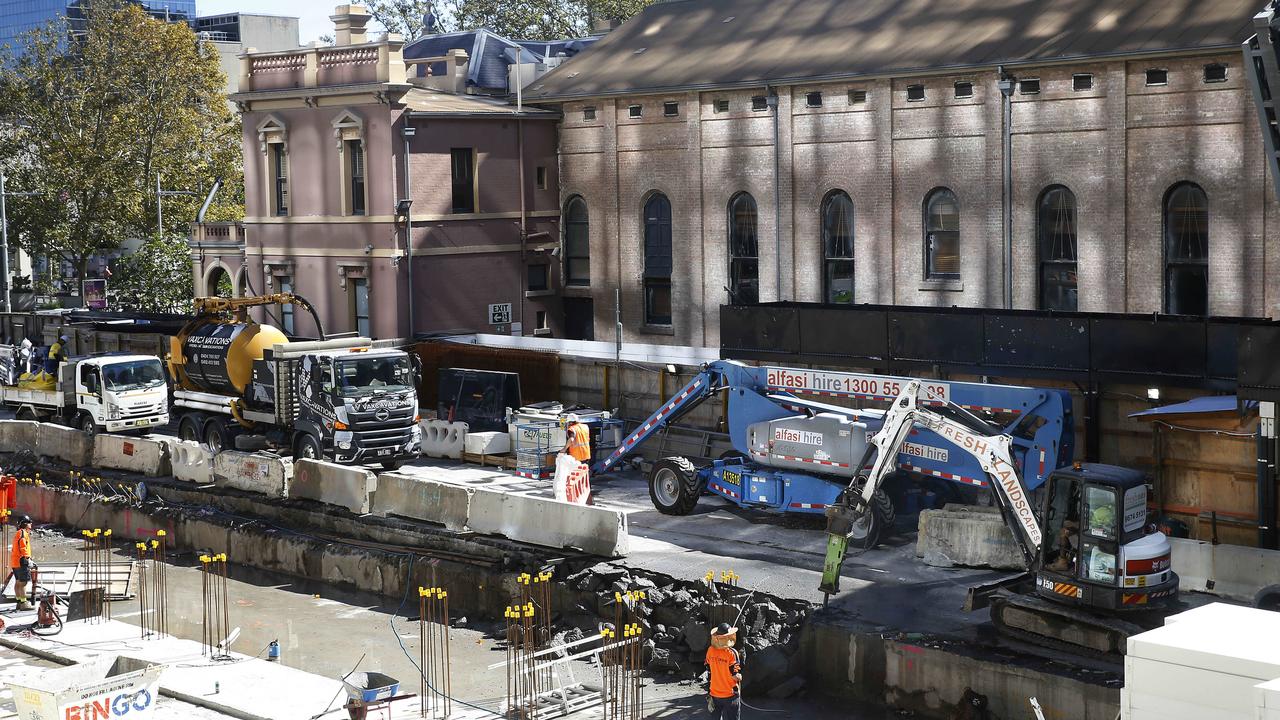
[566,413,580,424]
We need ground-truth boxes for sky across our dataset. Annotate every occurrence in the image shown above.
[196,1,362,45]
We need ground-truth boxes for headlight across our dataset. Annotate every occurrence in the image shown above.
[107,404,122,420]
[335,430,354,443]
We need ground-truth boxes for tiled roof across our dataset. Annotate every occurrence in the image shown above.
[525,0,1261,100]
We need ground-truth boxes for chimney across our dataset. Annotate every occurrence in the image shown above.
[589,15,622,35]
[331,4,372,45]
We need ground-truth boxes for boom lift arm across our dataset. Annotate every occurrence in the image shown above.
[820,380,1044,596]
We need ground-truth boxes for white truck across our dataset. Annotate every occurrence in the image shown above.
[0,353,169,434]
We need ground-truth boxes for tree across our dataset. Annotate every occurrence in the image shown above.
[0,2,241,298]
[369,0,656,41]
[107,236,194,312]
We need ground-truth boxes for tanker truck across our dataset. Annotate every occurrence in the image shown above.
[166,294,422,469]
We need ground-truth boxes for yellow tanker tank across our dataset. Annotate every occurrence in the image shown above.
[171,320,288,396]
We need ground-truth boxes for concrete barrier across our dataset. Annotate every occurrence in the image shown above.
[1170,537,1280,603]
[371,472,472,531]
[91,434,170,477]
[36,423,93,467]
[163,439,215,484]
[468,487,629,557]
[917,504,1026,571]
[0,420,39,454]
[420,420,467,460]
[291,459,377,514]
[213,451,293,498]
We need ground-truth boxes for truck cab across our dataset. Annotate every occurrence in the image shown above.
[4,354,169,433]
[299,347,421,468]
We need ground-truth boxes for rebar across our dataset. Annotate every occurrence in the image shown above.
[417,582,453,718]
[200,552,231,659]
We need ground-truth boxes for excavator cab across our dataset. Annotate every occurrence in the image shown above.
[1034,463,1178,611]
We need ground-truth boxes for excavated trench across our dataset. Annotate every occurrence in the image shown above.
[6,451,1124,719]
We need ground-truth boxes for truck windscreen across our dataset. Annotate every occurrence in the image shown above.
[337,356,413,396]
[103,360,166,391]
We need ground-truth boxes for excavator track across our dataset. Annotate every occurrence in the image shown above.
[990,593,1149,660]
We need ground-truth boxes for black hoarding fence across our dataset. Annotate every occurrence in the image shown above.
[721,303,1279,397]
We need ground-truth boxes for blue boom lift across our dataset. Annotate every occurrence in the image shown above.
[593,361,1074,545]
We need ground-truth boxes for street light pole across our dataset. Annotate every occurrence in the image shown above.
[0,167,10,313]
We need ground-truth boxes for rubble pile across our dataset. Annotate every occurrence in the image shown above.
[561,563,810,698]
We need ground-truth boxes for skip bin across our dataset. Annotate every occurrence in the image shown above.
[7,655,164,720]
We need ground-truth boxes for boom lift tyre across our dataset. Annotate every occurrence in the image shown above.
[649,457,702,515]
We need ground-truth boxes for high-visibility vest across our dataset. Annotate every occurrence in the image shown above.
[566,423,591,462]
[10,528,30,569]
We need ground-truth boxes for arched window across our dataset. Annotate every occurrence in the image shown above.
[822,191,855,303]
[924,188,959,280]
[564,196,590,286]
[728,193,759,304]
[1164,183,1208,315]
[643,193,673,326]
[1037,186,1078,311]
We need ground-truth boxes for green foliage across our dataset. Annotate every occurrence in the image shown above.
[369,0,656,40]
[107,236,194,312]
[0,2,241,292]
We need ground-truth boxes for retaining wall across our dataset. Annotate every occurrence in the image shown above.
[291,460,377,514]
[91,434,170,477]
[0,420,38,452]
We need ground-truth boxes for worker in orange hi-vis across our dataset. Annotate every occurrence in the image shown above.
[563,414,591,463]
[11,515,33,611]
[705,623,742,719]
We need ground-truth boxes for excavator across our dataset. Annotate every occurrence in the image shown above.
[821,380,1180,655]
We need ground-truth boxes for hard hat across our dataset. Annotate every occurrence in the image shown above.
[19,339,30,349]
[58,335,68,342]
[566,413,580,424]
[16,515,30,526]
[711,622,738,637]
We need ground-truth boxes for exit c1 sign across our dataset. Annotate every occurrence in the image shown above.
[489,303,512,325]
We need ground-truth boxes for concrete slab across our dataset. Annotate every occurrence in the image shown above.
[290,459,377,514]
[35,423,92,466]
[213,451,292,498]
[464,431,510,455]
[916,504,1026,570]
[92,433,171,477]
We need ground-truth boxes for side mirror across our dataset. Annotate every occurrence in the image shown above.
[410,355,423,387]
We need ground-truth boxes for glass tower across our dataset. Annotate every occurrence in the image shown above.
[0,0,197,54]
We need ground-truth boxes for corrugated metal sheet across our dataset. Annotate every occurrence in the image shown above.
[525,0,1260,99]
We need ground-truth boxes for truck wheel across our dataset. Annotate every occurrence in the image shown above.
[649,457,701,515]
[849,489,897,549]
[203,421,229,453]
[177,416,201,443]
[78,413,97,435]
[294,434,322,461]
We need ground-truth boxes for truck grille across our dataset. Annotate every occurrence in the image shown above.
[350,406,416,449]
[122,402,166,419]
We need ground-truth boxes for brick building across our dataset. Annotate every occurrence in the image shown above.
[195,5,569,340]
[525,0,1280,347]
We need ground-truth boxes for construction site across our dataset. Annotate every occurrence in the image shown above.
[0,285,1275,720]
[9,0,1280,717]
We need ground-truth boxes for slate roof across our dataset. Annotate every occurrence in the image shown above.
[524,0,1263,100]
[404,29,599,94]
